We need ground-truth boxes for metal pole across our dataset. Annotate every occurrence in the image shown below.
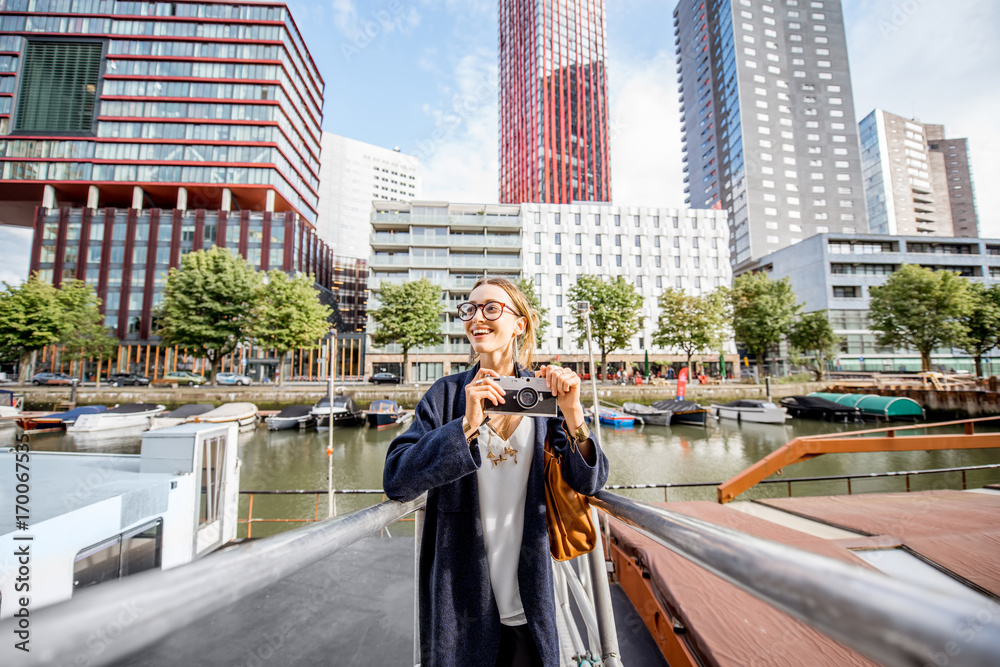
[578,302,602,447]
[328,334,336,517]
[413,507,424,667]
[586,507,622,667]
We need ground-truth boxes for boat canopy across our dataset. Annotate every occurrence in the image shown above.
[275,405,312,418]
[808,393,924,419]
[163,404,215,419]
[369,399,400,412]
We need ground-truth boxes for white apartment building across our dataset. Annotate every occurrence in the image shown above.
[316,133,421,260]
[366,201,733,380]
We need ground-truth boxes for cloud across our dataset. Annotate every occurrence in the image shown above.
[0,225,32,286]
[607,49,686,208]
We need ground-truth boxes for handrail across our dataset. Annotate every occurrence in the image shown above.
[590,490,1000,667]
[0,496,425,667]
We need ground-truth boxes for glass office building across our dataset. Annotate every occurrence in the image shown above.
[498,0,612,204]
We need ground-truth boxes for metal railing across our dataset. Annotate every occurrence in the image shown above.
[238,488,404,538]
[607,462,1000,502]
[5,487,1000,666]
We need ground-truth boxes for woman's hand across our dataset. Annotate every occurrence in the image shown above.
[537,366,585,431]
[464,368,505,436]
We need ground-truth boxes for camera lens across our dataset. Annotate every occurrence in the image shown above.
[516,387,538,409]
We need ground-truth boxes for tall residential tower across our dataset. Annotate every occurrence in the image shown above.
[674,0,867,269]
[859,109,979,238]
[498,0,612,204]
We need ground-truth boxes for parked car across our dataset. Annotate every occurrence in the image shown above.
[31,372,80,386]
[107,373,151,387]
[368,372,401,385]
[156,371,208,386]
[216,372,252,386]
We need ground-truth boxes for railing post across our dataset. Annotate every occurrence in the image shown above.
[588,507,622,667]
[247,493,254,539]
[413,507,424,667]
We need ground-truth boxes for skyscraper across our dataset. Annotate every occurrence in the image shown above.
[674,0,867,270]
[498,0,611,204]
[859,109,979,238]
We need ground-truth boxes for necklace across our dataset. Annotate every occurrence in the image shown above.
[484,416,522,466]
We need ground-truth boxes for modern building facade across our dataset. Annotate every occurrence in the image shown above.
[315,133,420,260]
[859,109,979,238]
[0,0,322,227]
[674,0,867,270]
[367,200,733,380]
[750,233,1000,373]
[2,1,368,380]
[498,0,612,204]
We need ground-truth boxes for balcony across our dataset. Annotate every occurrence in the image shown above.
[370,232,411,247]
[369,254,411,268]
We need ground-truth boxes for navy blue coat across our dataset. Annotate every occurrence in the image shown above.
[383,365,609,667]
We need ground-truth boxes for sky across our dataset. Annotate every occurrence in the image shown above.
[2,0,999,286]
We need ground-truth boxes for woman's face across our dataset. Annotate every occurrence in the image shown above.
[463,284,525,357]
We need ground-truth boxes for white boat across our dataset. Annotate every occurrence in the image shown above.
[709,399,787,424]
[0,422,240,617]
[150,403,216,430]
[266,405,314,431]
[68,403,166,433]
[187,402,258,431]
[0,389,22,428]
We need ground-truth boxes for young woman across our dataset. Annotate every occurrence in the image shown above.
[383,276,609,667]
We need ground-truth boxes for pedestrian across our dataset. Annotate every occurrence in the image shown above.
[383,276,609,667]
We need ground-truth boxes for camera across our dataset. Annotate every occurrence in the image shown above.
[484,376,558,417]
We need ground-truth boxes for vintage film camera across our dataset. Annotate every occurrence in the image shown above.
[484,376,558,417]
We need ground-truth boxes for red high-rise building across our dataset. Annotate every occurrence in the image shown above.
[498,0,611,204]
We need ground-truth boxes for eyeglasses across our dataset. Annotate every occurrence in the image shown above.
[457,301,522,321]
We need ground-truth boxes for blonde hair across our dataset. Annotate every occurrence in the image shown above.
[471,276,539,370]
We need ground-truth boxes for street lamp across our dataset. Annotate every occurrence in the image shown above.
[576,301,601,447]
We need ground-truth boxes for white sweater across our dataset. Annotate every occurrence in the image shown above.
[475,417,535,626]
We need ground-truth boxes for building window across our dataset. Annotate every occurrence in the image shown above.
[574,233,581,245]
[635,255,641,267]
[615,235,621,246]
[636,276,643,287]
[833,286,860,298]
[534,232,541,244]
[595,234,602,246]
[595,255,602,266]
[555,233,561,245]
[555,253,561,266]
[16,41,103,133]
[557,315,563,328]
[575,254,582,266]
[614,215,621,226]
[634,235,641,247]
[554,213,560,224]
[555,274,562,286]
[575,213,581,225]
[615,255,622,267]
[535,253,541,265]
[655,256,661,268]
[556,295,562,307]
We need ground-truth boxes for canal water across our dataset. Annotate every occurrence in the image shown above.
[7,415,1000,538]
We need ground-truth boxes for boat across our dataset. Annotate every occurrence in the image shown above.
[622,402,672,426]
[709,399,787,424]
[151,403,216,430]
[808,392,925,421]
[266,405,315,431]
[598,407,635,428]
[16,405,108,433]
[779,395,862,421]
[311,395,365,428]
[187,402,259,431]
[67,403,165,433]
[651,399,708,426]
[366,399,408,430]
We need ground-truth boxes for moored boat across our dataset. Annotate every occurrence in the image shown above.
[709,399,787,424]
[808,392,925,421]
[187,402,258,431]
[779,395,862,421]
[366,399,407,430]
[266,405,315,431]
[598,407,635,428]
[16,405,107,433]
[67,403,164,433]
[151,403,216,430]
[651,399,708,426]
[622,402,672,426]
[311,395,365,428]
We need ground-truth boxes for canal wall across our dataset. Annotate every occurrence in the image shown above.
[17,381,831,411]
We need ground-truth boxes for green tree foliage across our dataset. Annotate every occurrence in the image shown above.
[57,280,118,386]
[868,264,972,372]
[157,246,261,385]
[567,275,644,380]
[652,287,729,376]
[956,282,1000,377]
[788,310,841,381]
[370,278,443,383]
[251,270,333,386]
[515,277,549,349]
[0,274,69,382]
[731,272,801,378]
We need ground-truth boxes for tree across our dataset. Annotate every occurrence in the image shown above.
[0,274,67,383]
[868,264,972,372]
[567,275,644,381]
[956,282,1000,377]
[515,278,549,349]
[57,280,118,386]
[731,272,801,378]
[652,287,729,376]
[370,278,443,383]
[788,310,841,381]
[157,246,261,385]
[251,270,333,386]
